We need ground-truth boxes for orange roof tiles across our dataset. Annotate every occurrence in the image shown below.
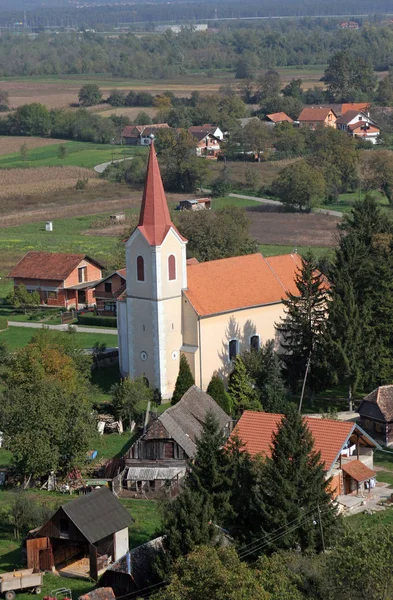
[266,112,293,123]
[231,411,355,470]
[341,459,376,482]
[298,107,336,121]
[184,253,300,317]
[7,251,103,281]
[341,103,370,114]
[137,143,186,246]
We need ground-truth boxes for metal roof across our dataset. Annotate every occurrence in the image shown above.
[61,487,133,544]
[126,466,186,480]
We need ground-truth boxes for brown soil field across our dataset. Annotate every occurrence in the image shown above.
[0,136,68,155]
[0,166,104,200]
[246,205,340,247]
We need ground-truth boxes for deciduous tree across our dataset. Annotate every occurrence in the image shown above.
[78,83,102,107]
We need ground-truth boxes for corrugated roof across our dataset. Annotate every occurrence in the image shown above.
[184,253,301,317]
[61,487,133,544]
[8,251,103,281]
[126,466,185,480]
[231,411,356,471]
[342,459,376,482]
[298,107,336,121]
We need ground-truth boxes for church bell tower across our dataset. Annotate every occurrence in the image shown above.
[117,142,188,399]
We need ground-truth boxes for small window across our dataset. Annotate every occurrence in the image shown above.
[168,255,176,281]
[137,256,145,282]
[78,267,87,283]
[250,335,260,351]
[47,291,58,299]
[104,282,112,293]
[229,339,238,361]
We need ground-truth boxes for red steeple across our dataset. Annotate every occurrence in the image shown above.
[137,142,183,246]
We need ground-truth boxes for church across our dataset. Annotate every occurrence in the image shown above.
[117,143,302,400]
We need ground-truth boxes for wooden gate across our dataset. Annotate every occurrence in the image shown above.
[27,538,50,572]
[39,546,54,571]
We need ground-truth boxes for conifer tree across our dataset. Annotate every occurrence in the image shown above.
[172,353,194,405]
[187,411,232,522]
[256,407,338,554]
[228,355,260,414]
[206,373,233,414]
[276,251,327,393]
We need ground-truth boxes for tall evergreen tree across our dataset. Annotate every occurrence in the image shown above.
[228,355,260,414]
[242,341,290,413]
[206,373,233,414]
[256,407,338,555]
[172,354,194,405]
[276,251,327,394]
[187,412,232,522]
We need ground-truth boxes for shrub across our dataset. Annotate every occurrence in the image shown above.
[77,314,117,328]
[76,177,88,190]
[0,317,8,330]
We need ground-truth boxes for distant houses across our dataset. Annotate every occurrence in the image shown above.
[121,124,170,145]
[297,107,337,129]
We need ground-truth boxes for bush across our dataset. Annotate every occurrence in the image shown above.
[77,314,117,327]
[76,177,89,190]
[210,178,232,197]
[0,317,8,330]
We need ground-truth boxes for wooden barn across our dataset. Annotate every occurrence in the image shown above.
[26,488,133,581]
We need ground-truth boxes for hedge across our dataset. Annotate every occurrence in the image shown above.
[77,314,117,328]
[0,317,8,330]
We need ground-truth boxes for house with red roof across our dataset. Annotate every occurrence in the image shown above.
[231,411,380,497]
[117,142,308,398]
[7,252,104,309]
[297,107,337,130]
[266,112,293,125]
[121,124,170,146]
[335,110,380,144]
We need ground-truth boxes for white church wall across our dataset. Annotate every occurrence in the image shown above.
[117,300,129,377]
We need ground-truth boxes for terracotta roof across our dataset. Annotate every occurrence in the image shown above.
[362,385,393,421]
[186,257,199,265]
[184,253,300,317]
[137,143,186,246]
[298,107,336,121]
[8,251,103,281]
[348,121,380,133]
[341,459,376,482]
[231,411,355,471]
[341,103,370,114]
[266,112,293,123]
[118,268,127,277]
[121,125,143,138]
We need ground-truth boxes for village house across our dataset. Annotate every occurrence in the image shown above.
[94,269,126,316]
[26,488,133,581]
[188,124,224,141]
[8,251,104,309]
[297,107,337,129]
[189,130,221,157]
[231,411,379,497]
[177,197,211,211]
[358,385,393,446]
[123,385,232,494]
[266,112,293,125]
[335,109,380,144]
[121,124,169,146]
[117,142,305,398]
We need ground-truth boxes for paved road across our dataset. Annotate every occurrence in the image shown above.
[94,157,133,174]
[8,321,118,335]
[202,189,343,218]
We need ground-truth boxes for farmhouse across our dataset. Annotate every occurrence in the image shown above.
[188,124,224,141]
[358,385,393,446]
[231,411,379,497]
[124,385,232,494]
[26,488,133,581]
[335,110,380,144]
[117,142,306,398]
[8,251,104,309]
[94,269,126,315]
[121,124,169,146]
[297,107,337,129]
[266,112,293,125]
[190,130,221,157]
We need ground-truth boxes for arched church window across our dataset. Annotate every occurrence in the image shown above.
[168,255,176,281]
[137,256,145,282]
[229,339,238,361]
[250,335,260,351]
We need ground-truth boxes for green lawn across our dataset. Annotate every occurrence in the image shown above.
[212,196,263,210]
[374,450,393,470]
[0,326,117,349]
[318,190,389,214]
[259,244,333,259]
[0,141,146,170]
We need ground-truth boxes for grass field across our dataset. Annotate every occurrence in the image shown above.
[0,140,145,170]
[0,326,117,350]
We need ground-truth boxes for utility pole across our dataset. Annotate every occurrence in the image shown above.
[317,503,325,553]
[298,350,312,413]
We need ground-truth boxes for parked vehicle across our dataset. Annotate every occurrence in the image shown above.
[0,568,43,600]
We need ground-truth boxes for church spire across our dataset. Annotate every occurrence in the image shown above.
[137,142,175,246]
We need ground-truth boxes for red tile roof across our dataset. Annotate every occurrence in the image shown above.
[185,253,301,317]
[231,411,355,471]
[298,107,336,121]
[341,459,376,482]
[137,143,186,246]
[266,112,293,123]
[348,122,380,133]
[7,252,103,281]
[341,103,370,114]
[186,257,199,265]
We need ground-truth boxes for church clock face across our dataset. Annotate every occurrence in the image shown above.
[140,351,148,361]
[171,351,179,361]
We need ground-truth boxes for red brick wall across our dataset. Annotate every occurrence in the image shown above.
[64,260,102,288]
[94,274,124,297]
